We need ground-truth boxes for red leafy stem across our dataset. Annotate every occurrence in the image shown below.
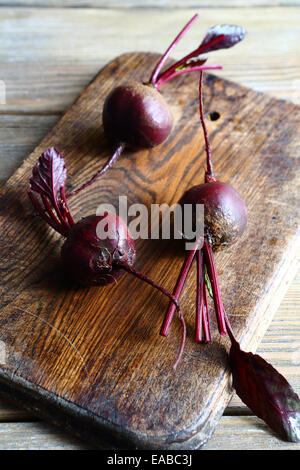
[196,249,211,343]
[199,70,215,183]
[149,18,245,90]
[66,143,126,199]
[160,237,225,340]
[28,147,75,236]
[160,238,202,337]
[149,13,200,86]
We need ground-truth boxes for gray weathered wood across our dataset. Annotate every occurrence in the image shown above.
[1,7,300,114]
[203,416,300,450]
[0,1,298,8]
[0,115,58,186]
[1,415,300,450]
[0,422,92,450]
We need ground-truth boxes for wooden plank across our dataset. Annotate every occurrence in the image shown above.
[1,8,300,113]
[1,52,300,449]
[203,416,300,449]
[0,63,99,115]
[0,1,298,8]
[0,115,58,186]
[1,415,300,450]
[0,422,91,450]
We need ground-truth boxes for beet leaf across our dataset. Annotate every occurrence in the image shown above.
[229,340,300,442]
[29,147,67,199]
[28,147,74,236]
[199,24,246,53]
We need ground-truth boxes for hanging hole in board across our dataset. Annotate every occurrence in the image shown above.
[209,111,220,121]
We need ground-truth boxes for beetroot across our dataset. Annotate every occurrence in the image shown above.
[179,181,248,250]
[61,214,136,286]
[28,147,186,368]
[102,82,173,149]
[68,17,246,198]
[160,71,300,441]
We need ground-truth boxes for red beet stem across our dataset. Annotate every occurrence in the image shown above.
[195,249,204,342]
[203,239,226,335]
[155,34,226,88]
[41,194,68,231]
[155,65,222,91]
[223,311,238,345]
[120,263,186,369]
[66,143,126,199]
[199,71,215,183]
[196,249,211,343]
[203,282,211,343]
[160,238,202,337]
[49,183,73,233]
[60,186,75,227]
[149,13,199,86]
[28,191,69,237]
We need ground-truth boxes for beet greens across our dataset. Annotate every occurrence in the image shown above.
[229,333,300,443]
[68,16,246,199]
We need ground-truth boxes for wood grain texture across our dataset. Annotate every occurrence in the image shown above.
[0,422,91,450]
[227,260,300,415]
[0,1,298,7]
[1,52,300,449]
[1,260,299,424]
[203,416,300,450]
[1,7,300,113]
[2,415,300,450]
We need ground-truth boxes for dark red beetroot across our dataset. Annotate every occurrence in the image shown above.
[179,181,248,250]
[160,72,300,442]
[102,82,173,149]
[61,214,136,286]
[67,17,246,198]
[28,147,186,368]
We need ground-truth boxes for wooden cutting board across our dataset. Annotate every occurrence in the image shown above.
[0,53,300,450]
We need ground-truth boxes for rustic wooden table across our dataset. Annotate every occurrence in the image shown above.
[0,0,300,450]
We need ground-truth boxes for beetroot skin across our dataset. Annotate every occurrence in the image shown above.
[103,82,173,149]
[61,214,136,286]
[179,181,248,250]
